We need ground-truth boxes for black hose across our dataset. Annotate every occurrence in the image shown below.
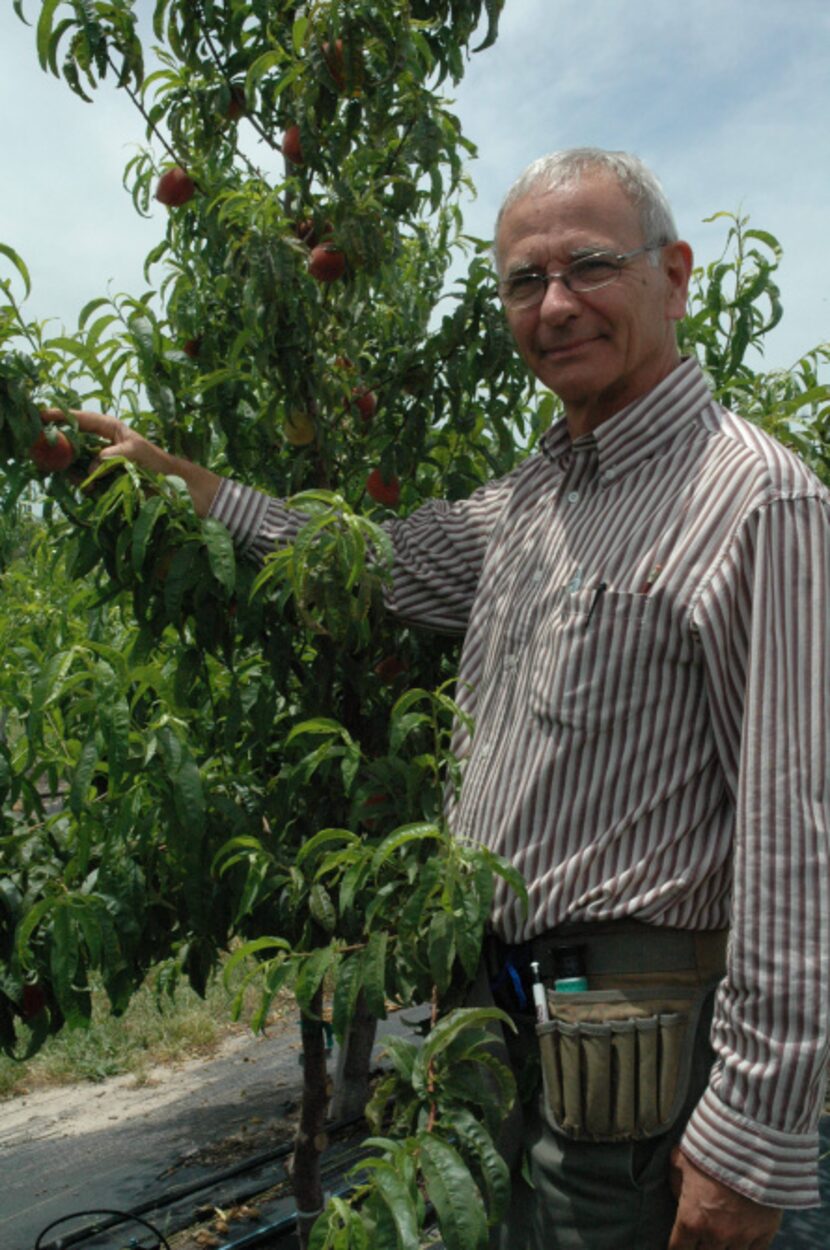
[32,1113,368,1250]
[34,1208,172,1250]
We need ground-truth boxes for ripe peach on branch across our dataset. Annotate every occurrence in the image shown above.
[30,428,75,473]
[351,386,377,422]
[282,124,304,165]
[366,468,400,507]
[155,166,196,207]
[309,245,346,283]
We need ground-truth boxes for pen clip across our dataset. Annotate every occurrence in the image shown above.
[585,580,607,625]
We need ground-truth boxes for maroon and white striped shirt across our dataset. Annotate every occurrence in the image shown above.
[211,357,829,1208]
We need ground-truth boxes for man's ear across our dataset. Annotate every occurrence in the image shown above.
[663,241,693,322]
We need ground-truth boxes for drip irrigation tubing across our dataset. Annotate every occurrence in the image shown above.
[31,1111,367,1250]
[35,1209,172,1250]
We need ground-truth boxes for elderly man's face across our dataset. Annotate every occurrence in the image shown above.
[496,172,692,432]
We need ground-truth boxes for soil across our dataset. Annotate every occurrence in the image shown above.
[2,1017,827,1250]
[0,1021,308,1250]
[0,1008,426,1250]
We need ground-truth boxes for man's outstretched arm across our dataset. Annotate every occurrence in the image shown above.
[41,406,222,518]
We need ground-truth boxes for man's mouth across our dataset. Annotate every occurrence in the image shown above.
[540,336,601,359]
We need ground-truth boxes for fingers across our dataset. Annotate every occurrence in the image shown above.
[40,406,124,444]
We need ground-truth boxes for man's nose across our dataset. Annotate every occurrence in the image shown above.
[537,275,582,322]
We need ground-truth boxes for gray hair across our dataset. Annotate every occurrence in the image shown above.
[494,148,678,272]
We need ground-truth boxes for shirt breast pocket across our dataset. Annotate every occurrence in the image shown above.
[530,590,665,734]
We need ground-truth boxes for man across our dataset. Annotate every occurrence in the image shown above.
[59,149,828,1249]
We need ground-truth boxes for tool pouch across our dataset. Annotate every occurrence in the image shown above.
[536,982,716,1142]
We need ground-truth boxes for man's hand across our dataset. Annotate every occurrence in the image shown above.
[668,1146,782,1250]
[40,407,221,517]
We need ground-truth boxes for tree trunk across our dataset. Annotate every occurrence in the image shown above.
[292,988,329,1250]
[330,990,378,1122]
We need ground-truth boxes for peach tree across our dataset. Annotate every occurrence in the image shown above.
[0,1,539,1246]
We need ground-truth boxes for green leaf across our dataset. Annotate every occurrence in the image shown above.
[0,244,32,298]
[447,1108,510,1225]
[371,823,441,873]
[309,882,337,932]
[251,957,296,1031]
[173,757,205,834]
[202,516,236,593]
[331,951,364,1040]
[70,736,98,815]
[473,0,505,53]
[420,1007,515,1072]
[101,696,130,786]
[245,48,287,91]
[35,0,61,71]
[296,827,360,872]
[295,944,336,1014]
[369,1159,421,1248]
[292,14,309,53]
[362,930,388,1018]
[418,1133,488,1250]
[132,494,166,572]
[222,936,290,989]
[29,648,77,720]
[163,543,199,619]
[389,710,431,753]
[743,227,783,259]
[287,717,348,743]
[378,1034,418,1082]
[428,910,456,994]
[78,296,110,329]
[50,903,77,1003]
[475,847,529,916]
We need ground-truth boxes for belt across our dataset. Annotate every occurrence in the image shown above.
[486,921,728,988]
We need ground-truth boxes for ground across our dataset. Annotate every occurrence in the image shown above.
[2,1016,827,1250]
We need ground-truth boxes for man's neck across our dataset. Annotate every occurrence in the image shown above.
[563,351,684,441]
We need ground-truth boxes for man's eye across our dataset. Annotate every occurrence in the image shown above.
[570,257,619,284]
[507,273,543,297]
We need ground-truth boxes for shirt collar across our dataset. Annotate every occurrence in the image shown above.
[539,357,712,483]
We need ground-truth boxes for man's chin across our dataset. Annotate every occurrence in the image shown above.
[536,360,602,403]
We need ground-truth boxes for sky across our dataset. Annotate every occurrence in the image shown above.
[2,0,829,377]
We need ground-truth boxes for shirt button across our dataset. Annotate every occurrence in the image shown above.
[504,654,519,672]
[566,490,579,503]
[531,570,544,584]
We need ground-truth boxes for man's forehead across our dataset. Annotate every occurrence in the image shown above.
[495,176,639,267]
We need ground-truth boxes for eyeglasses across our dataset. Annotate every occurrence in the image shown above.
[498,244,664,310]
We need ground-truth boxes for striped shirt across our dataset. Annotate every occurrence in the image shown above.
[211,357,830,1208]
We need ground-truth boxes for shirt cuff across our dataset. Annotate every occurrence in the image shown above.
[681,1084,822,1208]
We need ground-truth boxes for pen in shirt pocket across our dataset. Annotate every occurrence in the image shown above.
[585,579,607,625]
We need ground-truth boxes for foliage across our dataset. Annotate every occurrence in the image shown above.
[1,1,533,1243]
[678,210,830,484]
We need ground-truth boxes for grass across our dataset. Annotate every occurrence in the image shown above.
[0,960,292,1100]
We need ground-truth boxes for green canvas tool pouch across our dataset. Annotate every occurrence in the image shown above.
[536,980,718,1142]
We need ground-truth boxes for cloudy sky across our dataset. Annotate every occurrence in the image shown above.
[2,0,828,375]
